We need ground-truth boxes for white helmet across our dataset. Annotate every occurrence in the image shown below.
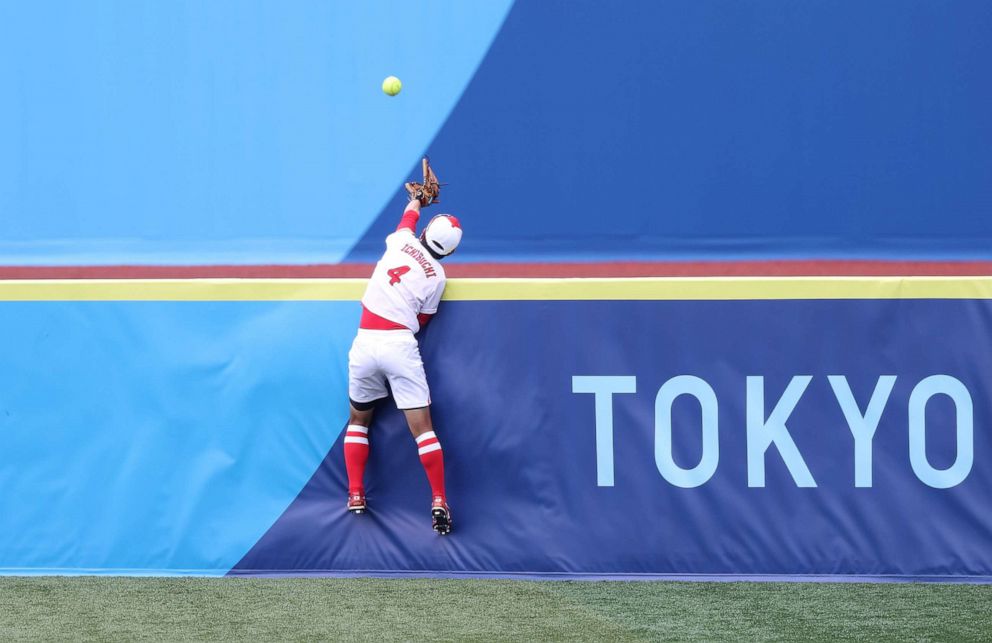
[421,214,462,257]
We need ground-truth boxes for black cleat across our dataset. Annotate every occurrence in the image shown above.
[431,496,452,535]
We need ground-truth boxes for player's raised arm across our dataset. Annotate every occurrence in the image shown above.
[396,199,421,234]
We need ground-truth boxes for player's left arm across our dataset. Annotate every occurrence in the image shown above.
[418,277,446,330]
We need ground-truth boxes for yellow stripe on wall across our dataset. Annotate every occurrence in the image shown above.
[0,277,991,302]
[445,277,992,300]
[0,279,368,301]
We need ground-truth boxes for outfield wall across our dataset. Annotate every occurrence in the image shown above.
[1,277,990,580]
[2,1,991,264]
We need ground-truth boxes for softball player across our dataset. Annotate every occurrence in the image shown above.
[343,197,462,534]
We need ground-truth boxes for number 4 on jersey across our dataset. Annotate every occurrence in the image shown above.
[387,265,411,285]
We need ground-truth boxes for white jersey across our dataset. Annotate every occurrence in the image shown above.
[361,229,446,333]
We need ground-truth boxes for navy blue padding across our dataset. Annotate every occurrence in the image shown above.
[232,299,992,579]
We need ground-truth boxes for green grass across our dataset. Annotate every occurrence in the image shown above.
[1,577,990,641]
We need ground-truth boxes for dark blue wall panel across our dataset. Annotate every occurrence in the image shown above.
[351,0,992,261]
[234,298,992,579]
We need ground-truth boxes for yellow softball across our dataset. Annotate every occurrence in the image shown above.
[382,76,402,96]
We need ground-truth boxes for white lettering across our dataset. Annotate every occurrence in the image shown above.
[572,376,637,487]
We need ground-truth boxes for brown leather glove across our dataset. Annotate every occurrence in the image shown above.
[404,157,442,207]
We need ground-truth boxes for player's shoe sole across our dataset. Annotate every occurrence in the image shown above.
[347,494,367,515]
[431,499,452,535]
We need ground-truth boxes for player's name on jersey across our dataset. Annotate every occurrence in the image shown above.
[401,243,438,278]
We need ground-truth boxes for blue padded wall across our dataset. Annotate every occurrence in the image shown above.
[2,1,990,264]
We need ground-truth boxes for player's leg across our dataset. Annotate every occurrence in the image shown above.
[344,401,375,513]
[403,406,447,504]
[384,336,452,533]
[346,335,388,514]
[402,406,451,535]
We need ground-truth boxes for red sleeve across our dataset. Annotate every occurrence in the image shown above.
[397,209,420,233]
[417,312,433,328]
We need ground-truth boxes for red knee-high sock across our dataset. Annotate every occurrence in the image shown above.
[344,425,369,494]
[416,431,446,499]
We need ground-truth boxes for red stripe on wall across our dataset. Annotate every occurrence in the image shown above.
[0,261,990,280]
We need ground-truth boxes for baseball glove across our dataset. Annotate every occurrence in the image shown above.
[405,157,442,207]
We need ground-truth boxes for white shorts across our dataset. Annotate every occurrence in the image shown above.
[348,329,431,410]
